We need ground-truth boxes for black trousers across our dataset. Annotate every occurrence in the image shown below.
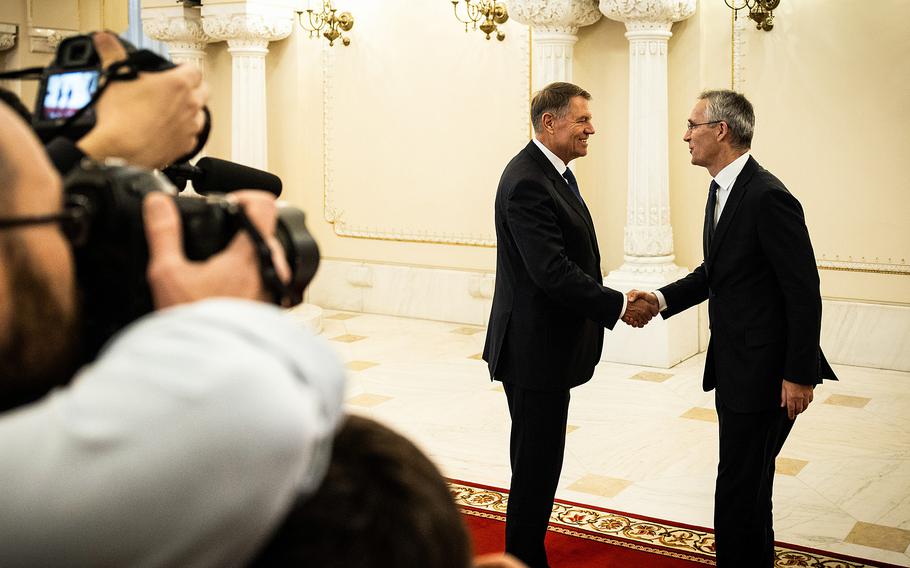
[502,382,571,568]
[714,393,794,567]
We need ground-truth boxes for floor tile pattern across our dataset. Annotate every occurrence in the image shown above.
[320,311,910,566]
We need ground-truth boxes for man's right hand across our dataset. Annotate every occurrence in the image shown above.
[623,290,659,327]
[143,191,291,310]
[76,31,208,169]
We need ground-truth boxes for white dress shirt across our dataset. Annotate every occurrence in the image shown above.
[654,152,751,311]
[711,152,751,228]
[0,299,345,568]
[531,137,627,319]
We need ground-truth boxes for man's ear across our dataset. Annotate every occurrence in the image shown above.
[541,112,555,134]
[716,121,729,142]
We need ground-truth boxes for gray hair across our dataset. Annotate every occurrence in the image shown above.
[698,89,754,150]
[531,82,591,134]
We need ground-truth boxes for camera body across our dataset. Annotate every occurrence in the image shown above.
[66,160,320,364]
[31,34,211,166]
[32,35,174,142]
[27,33,311,364]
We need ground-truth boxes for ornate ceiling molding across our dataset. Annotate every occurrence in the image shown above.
[508,0,602,34]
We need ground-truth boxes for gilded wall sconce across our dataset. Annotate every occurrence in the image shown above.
[451,0,509,41]
[725,0,781,32]
[297,0,354,46]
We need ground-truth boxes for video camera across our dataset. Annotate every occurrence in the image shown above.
[65,160,320,363]
[0,33,321,363]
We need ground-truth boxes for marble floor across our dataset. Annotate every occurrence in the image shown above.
[314,310,910,566]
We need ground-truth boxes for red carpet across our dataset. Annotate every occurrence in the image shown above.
[450,479,903,568]
[464,511,711,566]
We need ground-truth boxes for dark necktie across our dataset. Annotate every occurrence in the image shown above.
[705,180,719,248]
[562,168,584,205]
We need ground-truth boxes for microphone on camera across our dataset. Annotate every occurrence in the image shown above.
[163,157,282,197]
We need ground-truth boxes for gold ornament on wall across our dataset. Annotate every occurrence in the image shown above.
[297,0,354,47]
[451,0,509,41]
[724,0,780,32]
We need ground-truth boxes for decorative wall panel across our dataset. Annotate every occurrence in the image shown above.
[321,3,530,246]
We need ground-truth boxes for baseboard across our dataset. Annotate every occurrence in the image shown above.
[307,259,494,326]
[306,260,910,372]
[821,299,910,371]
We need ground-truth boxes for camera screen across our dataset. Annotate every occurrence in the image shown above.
[41,70,100,120]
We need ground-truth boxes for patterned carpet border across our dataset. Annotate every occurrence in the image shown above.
[449,479,898,568]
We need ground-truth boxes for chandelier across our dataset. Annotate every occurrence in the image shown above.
[297,0,354,46]
[724,0,780,31]
[451,1,509,41]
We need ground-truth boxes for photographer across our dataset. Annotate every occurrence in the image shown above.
[0,98,344,568]
[45,31,208,174]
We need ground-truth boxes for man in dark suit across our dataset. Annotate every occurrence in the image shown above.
[483,82,656,568]
[629,90,837,566]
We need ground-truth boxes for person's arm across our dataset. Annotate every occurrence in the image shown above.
[758,189,821,383]
[624,261,708,327]
[757,188,821,419]
[0,299,345,567]
[0,179,339,566]
[655,262,710,319]
[505,179,625,328]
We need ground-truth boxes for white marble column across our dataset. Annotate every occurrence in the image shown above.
[202,5,293,170]
[203,2,322,333]
[600,0,698,368]
[509,0,602,91]
[141,3,211,74]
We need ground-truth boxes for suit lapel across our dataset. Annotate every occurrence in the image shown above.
[524,142,597,239]
[708,156,758,264]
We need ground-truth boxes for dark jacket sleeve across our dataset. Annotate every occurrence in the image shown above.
[658,263,709,319]
[757,189,822,384]
[505,179,623,329]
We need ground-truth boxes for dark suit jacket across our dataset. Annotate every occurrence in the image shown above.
[659,156,837,412]
[483,141,624,391]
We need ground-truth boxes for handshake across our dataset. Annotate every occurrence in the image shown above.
[621,290,660,328]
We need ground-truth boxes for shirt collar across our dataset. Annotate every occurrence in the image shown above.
[713,152,751,191]
[532,138,569,176]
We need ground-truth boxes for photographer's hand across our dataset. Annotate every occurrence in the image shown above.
[143,191,291,309]
[76,31,208,169]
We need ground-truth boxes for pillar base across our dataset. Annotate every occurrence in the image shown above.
[288,303,323,335]
[601,260,699,368]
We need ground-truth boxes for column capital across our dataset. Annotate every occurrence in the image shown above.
[0,23,17,52]
[599,0,695,28]
[202,14,293,46]
[28,27,78,54]
[508,0,602,35]
[201,1,296,45]
[142,4,211,51]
